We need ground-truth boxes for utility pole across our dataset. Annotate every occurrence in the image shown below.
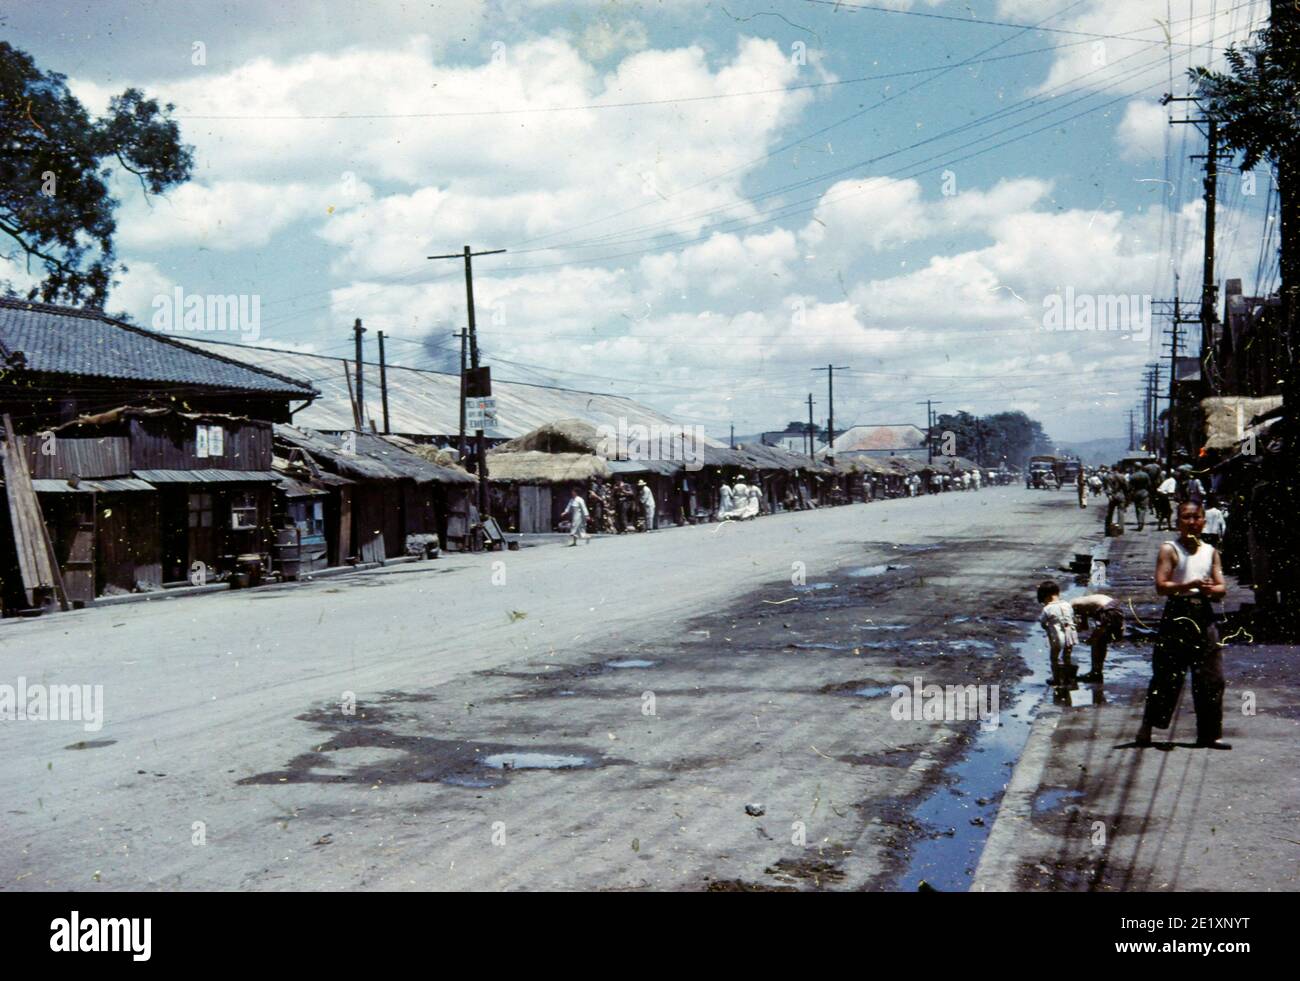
[729,423,735,449]
[1166,94,1231,398]
[428,246,506,518]
[813,365,848,459]
[806,393,816,463]
[455,328,468,460]
[352,318,366,431]
[377,330,391,435]
[1153,274,1199,469]
[916,399,944,463]
[1127,409,1136,451]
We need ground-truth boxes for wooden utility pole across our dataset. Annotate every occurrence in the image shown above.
[352,319,366,430]
[455,328,468,461]
[377,330,391,435]
[428,246,506,518]
[1166,95,1231,397]
[813,365,848,459]
[916,399,944,463]
[806,393,816,463]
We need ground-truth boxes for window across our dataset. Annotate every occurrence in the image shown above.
[188,493,213,528]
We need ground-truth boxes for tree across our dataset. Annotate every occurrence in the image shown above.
[934,409,1053,467]
[1190,4,1298,456]
[0,41,193,306]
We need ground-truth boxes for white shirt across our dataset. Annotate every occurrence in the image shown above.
[1167,539,1215,585]
[564,496,589,520]
[1203,508,1226,535]
[1157,477,1176,495]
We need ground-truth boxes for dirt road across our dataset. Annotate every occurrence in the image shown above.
[2,487,1096,890]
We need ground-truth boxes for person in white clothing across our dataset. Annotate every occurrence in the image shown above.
[638,480,656,531]
[1037,579,1078,684]
[1201,497,1226,549]
[563,487,589,546]
[718,480,735,519]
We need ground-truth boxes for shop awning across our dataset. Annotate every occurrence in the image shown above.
[133,469,282,483]
[31,477,156,493]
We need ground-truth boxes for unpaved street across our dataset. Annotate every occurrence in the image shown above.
[3,488,1096,890]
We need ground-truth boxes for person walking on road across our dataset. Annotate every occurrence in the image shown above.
[1135,501,1230,750]
[563,487,590,546]
[1077,468,1088,508]
[638,480,656,531]
[1202,497,1226,550]
[1155,470,1176,530]
[1103,468,1127,536]
[1127,465,1151,531]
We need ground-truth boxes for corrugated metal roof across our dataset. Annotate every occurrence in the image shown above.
[31,477,156,493]
[0,298,317,398]
[134,469,282,483]
[179,338,712,440]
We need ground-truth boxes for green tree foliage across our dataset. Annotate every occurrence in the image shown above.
[0,41,193,306]
[935,409,1054,467]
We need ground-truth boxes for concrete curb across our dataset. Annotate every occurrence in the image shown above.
[94,583,230,606]
[970,704,1063,892]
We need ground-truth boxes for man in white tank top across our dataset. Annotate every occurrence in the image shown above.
[1135,501,1229,749]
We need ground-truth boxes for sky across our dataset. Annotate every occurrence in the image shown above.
[1,0,1280,444]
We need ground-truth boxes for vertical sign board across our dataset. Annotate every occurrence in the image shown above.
[464,366,496,431]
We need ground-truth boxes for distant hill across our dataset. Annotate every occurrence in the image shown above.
[1056,437,1131,467]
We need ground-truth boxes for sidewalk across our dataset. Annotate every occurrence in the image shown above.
[973,507,1300,892]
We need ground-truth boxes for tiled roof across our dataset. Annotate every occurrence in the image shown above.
[0,297,316,398]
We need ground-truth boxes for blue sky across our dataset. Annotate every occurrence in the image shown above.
[2,0,1278,443]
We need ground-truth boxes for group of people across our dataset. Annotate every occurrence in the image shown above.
[562,477,657,545]
[903,468,984,496]
[1077,461,1221,539]
[1037,498,1231,750]
[718,476,763,520]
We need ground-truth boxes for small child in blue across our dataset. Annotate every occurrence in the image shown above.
[1037,580,1078,683]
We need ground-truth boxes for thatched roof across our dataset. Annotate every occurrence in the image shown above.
[495,418,603,455]
[486,450,610,484]
[1201,396,1284,450]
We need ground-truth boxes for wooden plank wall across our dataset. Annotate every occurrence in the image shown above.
[20,436,132,479]
[129,417,272,471]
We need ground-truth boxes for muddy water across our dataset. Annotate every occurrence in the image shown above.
[890,584,1095,892]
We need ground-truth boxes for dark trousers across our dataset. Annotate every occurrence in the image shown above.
[1132,493,1148,530]
[1106,497,1126,535]
[1141,598,1224,741]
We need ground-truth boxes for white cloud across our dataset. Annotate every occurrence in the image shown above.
[1115,99,1168,162]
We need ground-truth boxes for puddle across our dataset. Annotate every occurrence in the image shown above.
[848,563,911,578]
[890,585,1088,892]
[481,752,590,770]
[853,685,893,698]
[792,582,835,592]
[607,659,657,669]
[557,690,577,696]
[857,624,908,632]
[1032,788,1085,815]
[440,773,499,789]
